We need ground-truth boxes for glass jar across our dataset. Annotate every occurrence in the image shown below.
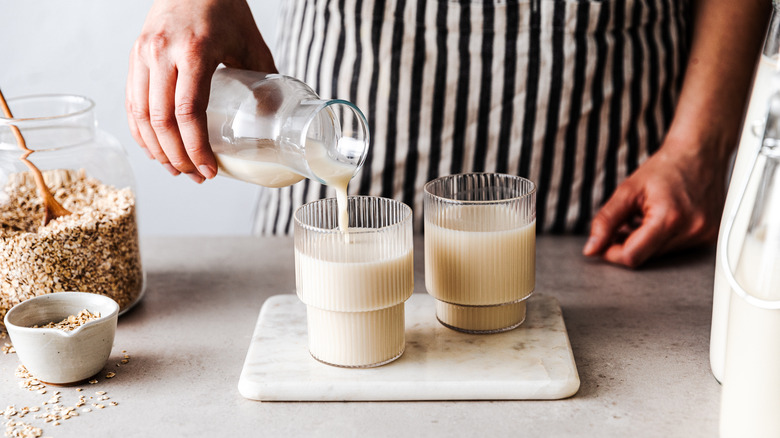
[207,67,369,188]
[0,94,144,329]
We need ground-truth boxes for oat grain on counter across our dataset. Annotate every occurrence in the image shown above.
[0,169,143,331]
[3,420,42,438]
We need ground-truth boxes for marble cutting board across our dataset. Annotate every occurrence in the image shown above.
[238,293,580,401]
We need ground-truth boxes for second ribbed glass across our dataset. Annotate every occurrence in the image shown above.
[294,196,413,367]
[424,173,536,333]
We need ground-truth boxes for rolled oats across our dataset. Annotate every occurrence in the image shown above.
[0,169,142,331]
[31,309,100,331]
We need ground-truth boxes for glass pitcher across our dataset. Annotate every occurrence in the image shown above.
[207,67,369,188]
[0,94,145,329]
[710,1,780,382]
[719,89,780,437]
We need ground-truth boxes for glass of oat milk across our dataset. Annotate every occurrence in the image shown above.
[720,90,780,437]
[424,173,536,333]
[293,196,414,368]
[207,67,368,190]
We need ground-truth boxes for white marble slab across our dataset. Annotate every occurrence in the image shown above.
[238,293,580,401]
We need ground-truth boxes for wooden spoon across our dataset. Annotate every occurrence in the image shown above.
[0,88,71,226]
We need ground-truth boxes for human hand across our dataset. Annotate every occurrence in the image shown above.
[582,142,727,268]
[126,0,277,183]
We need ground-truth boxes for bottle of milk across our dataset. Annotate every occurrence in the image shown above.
[206,67,369,189]
[720,90,780,437]
[710,4,780,382]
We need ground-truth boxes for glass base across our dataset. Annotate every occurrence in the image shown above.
[310,347,405,369]
[305,303,405,368]
[435,299,528,334]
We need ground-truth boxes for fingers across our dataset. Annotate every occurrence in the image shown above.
[126,56,153,160]
[174,60,217,179]
[135,66,179,176]
[583,186,638,257]
[602,207,674,268]
[128,35,216,183]
[129,40,181,176]
[148,49,205,183]
[657,210,716,255]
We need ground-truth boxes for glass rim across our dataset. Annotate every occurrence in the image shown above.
[0,94,95,125]
[423,172,537,204]
[294,195,412,234]
[300,98,370,185]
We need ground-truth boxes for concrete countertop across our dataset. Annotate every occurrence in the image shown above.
[0,236,720,437]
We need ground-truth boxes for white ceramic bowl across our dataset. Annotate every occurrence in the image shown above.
[4,292,119,385]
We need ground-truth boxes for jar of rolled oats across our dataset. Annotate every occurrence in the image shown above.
[0,94,144,330]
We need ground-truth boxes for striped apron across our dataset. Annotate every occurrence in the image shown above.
[254,0,691,235]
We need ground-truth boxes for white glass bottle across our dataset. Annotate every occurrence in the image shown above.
[710,2,780,382]
[720,90,780,437]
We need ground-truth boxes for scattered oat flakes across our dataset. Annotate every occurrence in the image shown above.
[6,344,127,437]
[3,406,18,419]
[105,372,115,379]
[4,419,42,438]
[88,379,97,385]
[2,343,15,354]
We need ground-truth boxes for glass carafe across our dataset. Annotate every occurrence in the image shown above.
[720,90,780,437]
[207,67,369,188]
[0,94,144,330]
[710,1,780,382]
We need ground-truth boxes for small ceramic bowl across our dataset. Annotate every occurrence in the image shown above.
[4,292,119,385]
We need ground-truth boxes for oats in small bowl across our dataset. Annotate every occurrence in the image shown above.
[4,292,119,385]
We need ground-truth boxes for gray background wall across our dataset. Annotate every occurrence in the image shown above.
[1,1,282,235]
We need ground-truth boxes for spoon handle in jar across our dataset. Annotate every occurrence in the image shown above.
[0,87,72,224]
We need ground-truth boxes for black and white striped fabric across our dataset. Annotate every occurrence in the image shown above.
[254,0,690,235]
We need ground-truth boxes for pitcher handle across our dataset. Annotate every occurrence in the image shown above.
[718,144,780,309]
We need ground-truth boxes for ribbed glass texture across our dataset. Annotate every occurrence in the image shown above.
[424,173,536,307]
[306,303,405,368]
[294,196,414,312]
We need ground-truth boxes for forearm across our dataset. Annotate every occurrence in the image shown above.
[664,0,769,163]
